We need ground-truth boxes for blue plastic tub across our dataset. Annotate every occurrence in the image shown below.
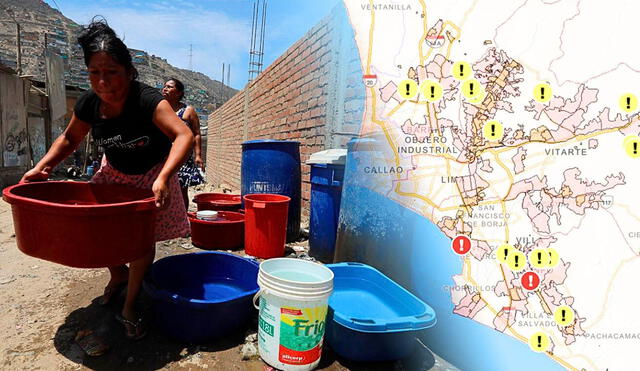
[241,140,301,242]
[325,262,437,362]
[143,251,259,343]
[309,163,345,262]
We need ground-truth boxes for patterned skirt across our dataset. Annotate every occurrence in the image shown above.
[177,156,205,187]
[91,155,190,241]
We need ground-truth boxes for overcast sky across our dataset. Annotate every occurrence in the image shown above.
[44,0,340,89]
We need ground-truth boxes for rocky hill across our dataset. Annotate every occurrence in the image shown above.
[0,0,236,117]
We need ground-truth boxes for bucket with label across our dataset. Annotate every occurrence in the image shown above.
[254,258,334,370]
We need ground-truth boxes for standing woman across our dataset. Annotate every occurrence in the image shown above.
[162,78,204,210]
[20,19,193,339]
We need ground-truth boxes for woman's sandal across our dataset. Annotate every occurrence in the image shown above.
[99,281,128,306]
[75,329,110,356]
[115,314,147,340]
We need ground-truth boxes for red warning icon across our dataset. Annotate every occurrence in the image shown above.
[452,236,471,255]
[521,271,540,291]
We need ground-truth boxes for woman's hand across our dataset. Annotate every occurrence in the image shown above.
[20,165,52,183]
[152,176,170,208]
[194,155,204,169]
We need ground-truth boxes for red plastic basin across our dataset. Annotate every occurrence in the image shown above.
[2,181,157,268]
[193,193,242,212]
[188,211,244,250]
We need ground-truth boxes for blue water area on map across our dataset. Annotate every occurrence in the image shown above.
[334,140,564,371]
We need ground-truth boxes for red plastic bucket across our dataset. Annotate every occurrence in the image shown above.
[193,193,242,212]
[2,181,157,268]
[188,211,244,250]
[243,194,290,259]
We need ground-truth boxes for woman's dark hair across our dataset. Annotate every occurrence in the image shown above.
[168,77,185,101]
[77,17,138,80]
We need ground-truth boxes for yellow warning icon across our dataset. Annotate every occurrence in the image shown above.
[554,305,575,327]
[507,250,526,272]
[462,79,482,101]
[398,79,419,100]
[624,135,640,158]
[420,80,443,103]
[482,120,504,141]
[496,244,513,264]
[533,83,552,103]
[529,331,551,353]
[546,248,560,268]
[452,61,471,81]
[529,248,548,269]
[619,93,638,113]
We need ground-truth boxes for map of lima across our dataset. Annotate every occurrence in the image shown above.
[344,0,640,370]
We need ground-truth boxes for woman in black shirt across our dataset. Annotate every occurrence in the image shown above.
[21,19,193,339]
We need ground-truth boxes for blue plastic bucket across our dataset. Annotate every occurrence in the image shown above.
[241,140,301,242]
[143,251,259,343]
[309,163,345,262]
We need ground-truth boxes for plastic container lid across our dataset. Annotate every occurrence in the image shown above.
[196,210,219,220]
[306,149,348,165]
[242,139,300,146]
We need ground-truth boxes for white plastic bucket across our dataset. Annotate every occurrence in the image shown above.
[196,210,218,221]
[254,258,334,371]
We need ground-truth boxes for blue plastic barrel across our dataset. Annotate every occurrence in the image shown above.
[241,140,301,242]
[308,149,347,262]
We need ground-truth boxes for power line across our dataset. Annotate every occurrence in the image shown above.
[49,0,62,12]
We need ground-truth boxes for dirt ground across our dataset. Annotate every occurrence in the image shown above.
[0,181,458,371]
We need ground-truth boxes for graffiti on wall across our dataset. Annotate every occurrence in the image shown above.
[3,128,28,167]
[1,72,29,168]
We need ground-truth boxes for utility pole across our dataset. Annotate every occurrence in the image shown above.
[16,22,22,75]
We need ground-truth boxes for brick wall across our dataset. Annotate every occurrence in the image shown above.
[206,4,365,224]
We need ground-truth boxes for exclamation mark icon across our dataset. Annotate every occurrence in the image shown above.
[620,93,636,112]
[514,255,519,268]
[406,83,410,96]
[624,135,640,158]
[528,274,534,287]
[537,252,542,265]
[459,64,464,78]
[452,236,471,255]
[534,83,552,103]
[561,309,566,322]
[530,331,547,352]
[490,123,496,137]
[469,82,474,96]
[430,85,435,99]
